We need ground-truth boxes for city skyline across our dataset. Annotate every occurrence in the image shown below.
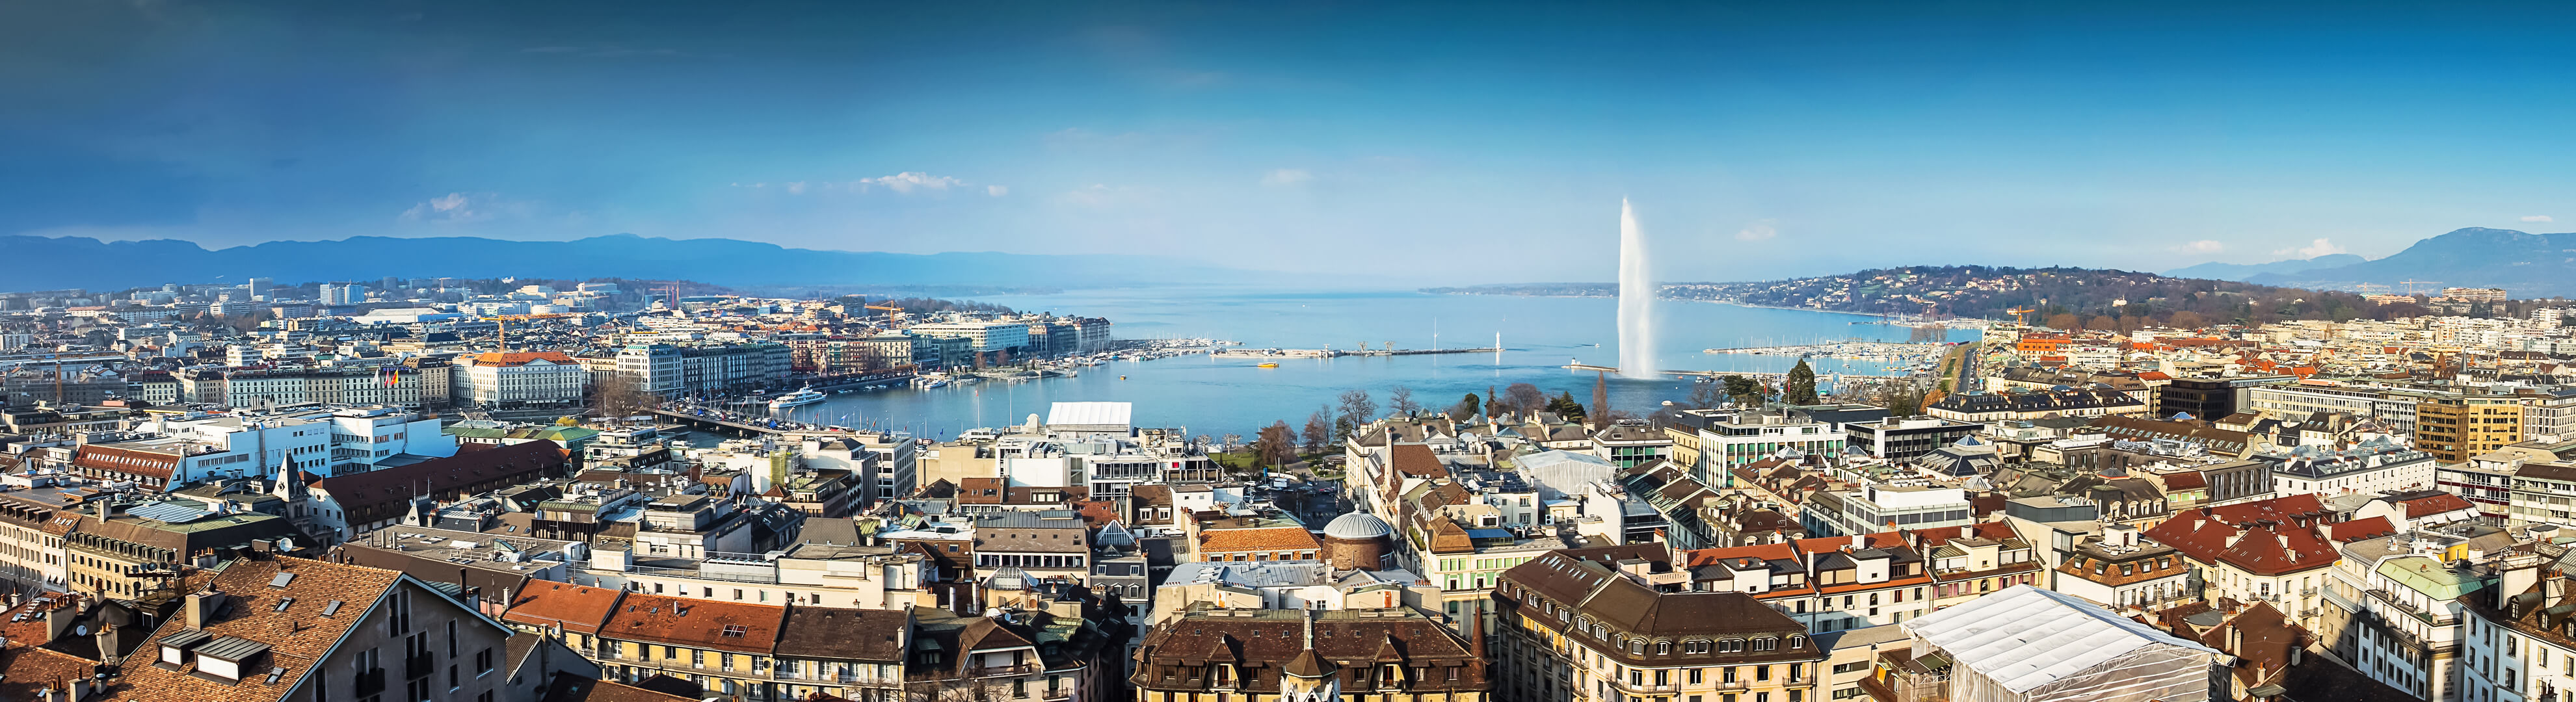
[6,1,2573,283]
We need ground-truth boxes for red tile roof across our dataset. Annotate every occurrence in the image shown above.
[598,593,786,654]
[503,580,628,634]
[2329,516,2397,542]
[1388,444,1449,479]
[2144,495,2341,576]
[2398,493,2477,519]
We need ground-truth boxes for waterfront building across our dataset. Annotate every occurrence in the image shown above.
[909,320,1031,354]
[1496,544,1820,702]
[1924,385,2149,422]
[453,351,589,408]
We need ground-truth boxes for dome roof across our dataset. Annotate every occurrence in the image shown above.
[1323,513,1392,541]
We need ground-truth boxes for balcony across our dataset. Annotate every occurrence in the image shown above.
[405,653,434,680]
[354,668,388,697]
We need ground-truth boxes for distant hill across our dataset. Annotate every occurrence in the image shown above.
[2248,227,2576,296]
[0,233,1241,291]
[2162,253,2365,281]
[1433,265,2415,326]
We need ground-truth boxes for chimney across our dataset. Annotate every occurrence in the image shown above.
[2547,571,2569,601]
[183,591,227,630]
[1851,534,1866,552]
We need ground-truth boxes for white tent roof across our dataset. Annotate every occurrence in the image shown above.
[1046,401,1133,429]
[1904,584,2221,694]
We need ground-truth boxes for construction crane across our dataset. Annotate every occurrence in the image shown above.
[2399,280,2442,295]
[477,313,583,352]
[2006,307,2038,326]
[649,286,683,311]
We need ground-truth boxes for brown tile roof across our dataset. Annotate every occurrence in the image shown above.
[1500,549,1811,668]
[1198,526,1321,554]
[599,593,786,655]
[468,352,579,366]
[1133,608,1481,694]
[2397,493,2477,518]
[312,440,564,517]
[116,557,406,702]
[2328,516,2397,542]
[773,607,907,662]
[1387,444,1449,479]
[503,579,628,634]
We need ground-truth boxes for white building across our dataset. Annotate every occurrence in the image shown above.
[453,351,589,407]
[2261,438,2437,497]
[1902,584,2225,702]
[908,320,1031,353]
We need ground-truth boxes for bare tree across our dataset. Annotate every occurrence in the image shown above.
[590,372,654,422]
[1591,372,1612,430]
[1301,408,1333,454]
[1500,382,1547,419]
[1336,389,1377,426]
[1388,385,1420,416]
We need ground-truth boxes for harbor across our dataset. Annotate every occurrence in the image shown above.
[1703,340,1949,365]
[1214,346,1502,358]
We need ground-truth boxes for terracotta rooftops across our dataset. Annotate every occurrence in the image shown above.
[503,579,628,634]
[117,556,406,702]
[600,593,786,655]
[1387,444,1450,479]
[2142,494,2341,576]
[1199,526,1323,554]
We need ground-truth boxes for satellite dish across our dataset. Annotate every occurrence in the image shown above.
[75,625,87,636]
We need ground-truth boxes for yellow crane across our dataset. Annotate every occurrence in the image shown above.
[2006,307,2038,326]
[477,313,583,352]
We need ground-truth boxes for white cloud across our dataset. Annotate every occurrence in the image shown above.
[1057,183,1156,209]
[2170,240,2225,254]
[400,192,489,223]
[1734,219,1778,241]
[785,181,808,195]
[2292,237,2347,258]
[2525,214,2555,223]
[857,172,965,194]
[1260,168,1312,187]
[987,185,1009,197]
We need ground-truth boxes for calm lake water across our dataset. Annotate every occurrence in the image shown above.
[771,286,1978,441]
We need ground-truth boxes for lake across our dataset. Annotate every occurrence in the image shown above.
[769,286,1977,441]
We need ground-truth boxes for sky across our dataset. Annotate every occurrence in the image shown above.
[5,1,2573,283]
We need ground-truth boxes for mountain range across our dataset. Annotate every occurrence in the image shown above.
[2151,227,2576,297]
[1,233,1242,292]
[2162,253,2367,281]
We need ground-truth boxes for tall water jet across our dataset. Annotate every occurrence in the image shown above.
[1617,199,1658,378]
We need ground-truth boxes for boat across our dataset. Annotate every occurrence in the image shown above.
[1256,362,1280,368]
[767,386,827,410]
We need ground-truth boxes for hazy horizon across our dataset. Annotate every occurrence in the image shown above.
[7,1,2571,282]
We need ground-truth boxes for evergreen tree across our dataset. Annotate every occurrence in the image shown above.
[1451,393,1482,419]
[1786,359,1819,404]
[1591,372,1612,429]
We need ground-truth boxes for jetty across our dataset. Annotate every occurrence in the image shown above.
[647,408,787,435]
[1561,363,1909,382]
[1215,347,1502,359]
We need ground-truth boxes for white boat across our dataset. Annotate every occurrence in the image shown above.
[768,386,827,410]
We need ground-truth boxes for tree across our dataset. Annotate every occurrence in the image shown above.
[1721,376,1764,406]
[1500,383,1547,419]
[1885,384,1926,417]
[590,372,655,422]
[1255,421,1298,467]
[1547,391,1587,424]
[2045,313,2082,330]
[1337,389,1377,427]
[2087,315,2118,332]
[1388,385,1420,416]
[1450,392,1481,419]
[1591,372,1612,430]
[1301,408,1333,454]
[1785,359,1818,404]
[2168,309,2207,328]
[1685,380,1727,410]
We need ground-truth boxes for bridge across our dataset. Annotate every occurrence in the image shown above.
[1561,363,1911,382]
[646,408,788,435]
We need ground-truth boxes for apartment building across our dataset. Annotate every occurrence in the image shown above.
[1134,606,1487,702]
[120,556,514,702]
[1496,545,1821,702]
[452,352,589,408]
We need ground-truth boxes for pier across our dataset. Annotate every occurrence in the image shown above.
[1215,347,1502,359]
[1561,363,1909,382]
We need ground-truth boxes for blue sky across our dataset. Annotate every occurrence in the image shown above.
[4,1,2571,283]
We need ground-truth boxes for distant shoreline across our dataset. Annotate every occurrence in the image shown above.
[1422,289,1909,321]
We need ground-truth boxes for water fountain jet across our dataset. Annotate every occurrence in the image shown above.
[1617,199,1658,379]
